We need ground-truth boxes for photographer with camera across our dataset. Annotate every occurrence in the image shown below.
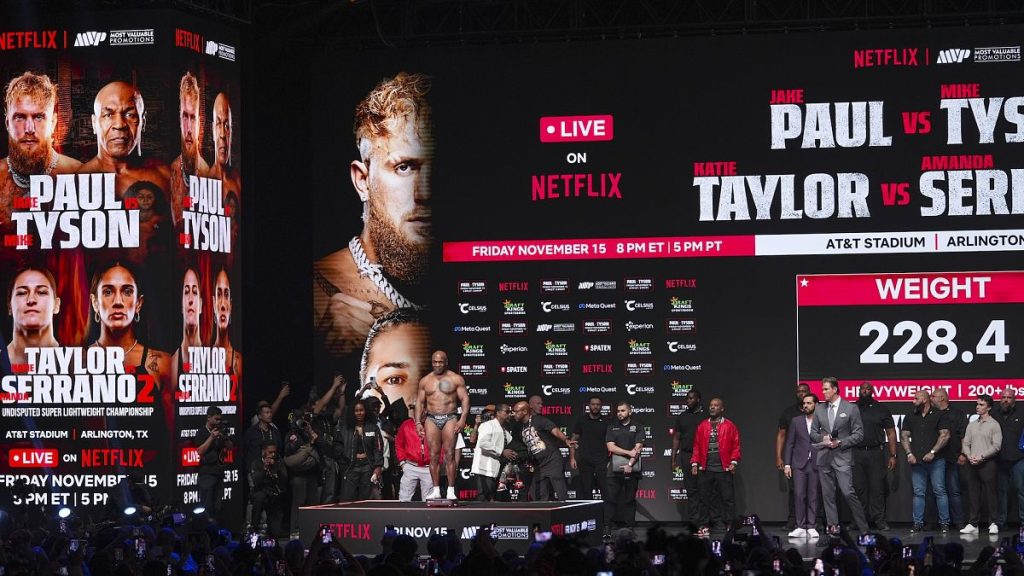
[312,374,348,503]
[250,440,289,537]
[284,406,328,535]
[333,398,384,501]
[195,405,232,520]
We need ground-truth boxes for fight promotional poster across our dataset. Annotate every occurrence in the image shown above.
[0,12,243,525]
[312,28,1023,519]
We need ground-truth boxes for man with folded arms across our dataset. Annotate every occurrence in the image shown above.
[960,394,1002,535]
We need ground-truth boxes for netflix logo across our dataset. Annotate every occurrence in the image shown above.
[175,28,202,53]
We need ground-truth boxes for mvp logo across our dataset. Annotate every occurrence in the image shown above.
[74,31,107,46]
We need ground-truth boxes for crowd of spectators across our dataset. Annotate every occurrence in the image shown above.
[3,511,1024,575]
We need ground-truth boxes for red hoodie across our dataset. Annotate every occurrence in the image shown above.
[395,419,430,467]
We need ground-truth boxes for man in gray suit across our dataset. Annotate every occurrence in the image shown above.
[810,377,869,534]
[784,393,820,538]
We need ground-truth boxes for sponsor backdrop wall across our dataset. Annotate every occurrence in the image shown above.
[311,28,1024,522]
[0,11,243,526]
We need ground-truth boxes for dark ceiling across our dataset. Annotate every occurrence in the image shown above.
[32,0,1024,47]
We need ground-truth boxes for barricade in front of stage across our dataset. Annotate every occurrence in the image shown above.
[298,500,604,554]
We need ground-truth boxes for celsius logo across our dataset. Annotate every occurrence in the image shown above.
[541,301,571,312]
[625,300,655,311]
[500,344,528,354]
[584,344,612,352]
[667,341,697,353]
[539,114,614,143]
[73,31,107,47]
[625,321,654,332]
[459,303,487,314]
[937,48,971,64]
[501,366,528,374]
[626,384,656,395]
[542,385,571,396]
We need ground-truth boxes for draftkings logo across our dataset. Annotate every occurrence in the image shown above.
[671,381,692,397]
[461,342,485,357]
[504,383,526,398]
[669,296,694,313]
[503,300,526,315]
[627,340,652,355]
[544,340,568,356]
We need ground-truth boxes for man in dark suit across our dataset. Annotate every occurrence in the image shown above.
[784,393,820,538]
[810,377,869,534]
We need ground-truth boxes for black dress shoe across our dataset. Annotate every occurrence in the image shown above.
[876,521,890,531]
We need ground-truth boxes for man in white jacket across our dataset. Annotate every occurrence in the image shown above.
[471,404,516,501]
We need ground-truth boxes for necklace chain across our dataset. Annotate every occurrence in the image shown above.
[7,153,58,190]
[348,236,421,310]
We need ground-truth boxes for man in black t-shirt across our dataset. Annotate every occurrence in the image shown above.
[605,401,648,528]
[854,382,897,531]
[512,400,577,501]
[901,390,951,532]
[195,405,230,520]
[672,388,704,521]
[570,396,609,500]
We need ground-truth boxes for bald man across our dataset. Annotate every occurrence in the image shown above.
[414,350,469,500]
[208,93,240,204]
[513,399,576,501]
[79,81,171,261]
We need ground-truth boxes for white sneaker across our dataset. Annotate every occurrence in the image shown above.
[960,524,978,534]
[806,528,819,539]
[788,528,807,538]
[426,487,441,500]
[990,523,1000,534]
[446,487,457,500]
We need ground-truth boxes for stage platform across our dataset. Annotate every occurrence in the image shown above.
[298,500,604,554]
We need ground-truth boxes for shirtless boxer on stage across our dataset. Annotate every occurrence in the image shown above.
[414,350,469,500]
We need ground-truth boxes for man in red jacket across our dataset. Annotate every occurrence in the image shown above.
[691,398,741,534]
[396,418,434,501]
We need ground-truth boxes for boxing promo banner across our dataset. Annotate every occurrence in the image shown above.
[311,28,1024,520]
[0,11,243,527]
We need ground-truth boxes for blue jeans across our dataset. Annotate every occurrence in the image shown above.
[945,461,964,525]
[996,459,1024,525]
[911,459,949,524]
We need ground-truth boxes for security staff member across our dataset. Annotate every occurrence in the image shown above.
[671,388,704,522]
[853,382,897,530]
[570,396,610,500]
[605,401,648,528]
